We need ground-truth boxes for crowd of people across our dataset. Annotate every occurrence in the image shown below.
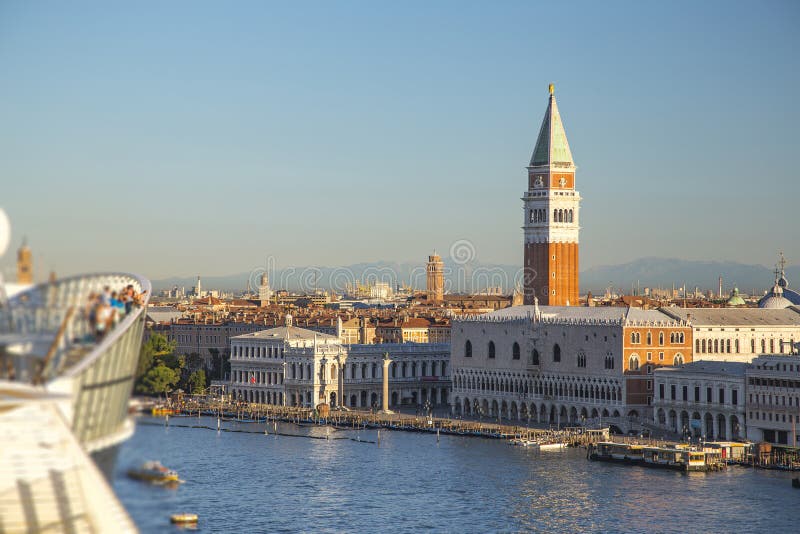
[84,284,147,340]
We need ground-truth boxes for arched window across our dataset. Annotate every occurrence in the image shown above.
[696,339,700,353]
[553,344,561,362]
[577,351,586,368]
[531,349,540,365]
[659,332,664,346]
[512,342,520,360]
[553,208,558,222]
[629,355,640,371]
[488,341,496,359]
[646,332,652,345]
[465,340,472,358]
[673,354,684,366]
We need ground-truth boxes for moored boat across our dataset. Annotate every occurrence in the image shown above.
[538,442,567,451]
[589,442,725,472]
[170,513,198,524]
[127,461,180,484]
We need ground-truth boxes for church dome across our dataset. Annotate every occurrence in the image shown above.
[759,284,792,309]
[761,295,792,309]
[726,288,745,307]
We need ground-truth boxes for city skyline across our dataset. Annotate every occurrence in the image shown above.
[1,1,799,280]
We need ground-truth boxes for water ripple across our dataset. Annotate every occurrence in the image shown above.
[114,417,796,533]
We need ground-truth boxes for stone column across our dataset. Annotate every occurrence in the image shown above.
[382,352,392,414]
[337,355,345,409]
[725,413,732,441]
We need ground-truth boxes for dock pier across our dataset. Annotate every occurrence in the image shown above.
[148,398,618,446]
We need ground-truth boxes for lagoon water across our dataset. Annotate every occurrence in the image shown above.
[114,416,796,533]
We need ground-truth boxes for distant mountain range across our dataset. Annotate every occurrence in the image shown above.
[581,257,798,296]
[150,257,797,297]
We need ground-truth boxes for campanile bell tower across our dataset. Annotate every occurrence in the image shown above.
[522,84,580,306]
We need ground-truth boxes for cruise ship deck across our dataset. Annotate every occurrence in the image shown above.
[0,273,150,532]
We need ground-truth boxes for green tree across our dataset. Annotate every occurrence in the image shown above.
[208,348,221,380]
[188,369,207,394]
[161,352,185,371]
[185,352,203,373]
[136,333,176,379]
[137,364,179,396]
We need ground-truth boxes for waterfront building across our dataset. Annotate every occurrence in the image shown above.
[523,85,580,306]
[660,307,800,362]
[449,305,692,426]
[426,253,445,302]
[229,316,450,409]
[652,361,747,440]
[745,354,800,446]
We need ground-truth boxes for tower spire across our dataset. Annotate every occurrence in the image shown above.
[522,84,581,306]
[529,84,574,169]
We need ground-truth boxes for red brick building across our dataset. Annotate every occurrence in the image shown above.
[523,84,581,306]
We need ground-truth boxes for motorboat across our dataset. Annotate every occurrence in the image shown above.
[127,461,180,484]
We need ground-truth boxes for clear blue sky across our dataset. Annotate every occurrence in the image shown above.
[1,0,798,280]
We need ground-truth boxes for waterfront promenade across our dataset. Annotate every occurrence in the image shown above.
[146,397,683,448]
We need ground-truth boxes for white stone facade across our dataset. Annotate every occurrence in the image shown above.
[653,361,747,440]
[746,354,800,446]
[450,308,653,426]
[229,320,450,409]
[660,307,800,363]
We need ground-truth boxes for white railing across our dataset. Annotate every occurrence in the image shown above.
[1,273,151,449]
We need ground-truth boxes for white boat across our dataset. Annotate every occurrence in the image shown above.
[537,442,567,451]
[509,438,567,450]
